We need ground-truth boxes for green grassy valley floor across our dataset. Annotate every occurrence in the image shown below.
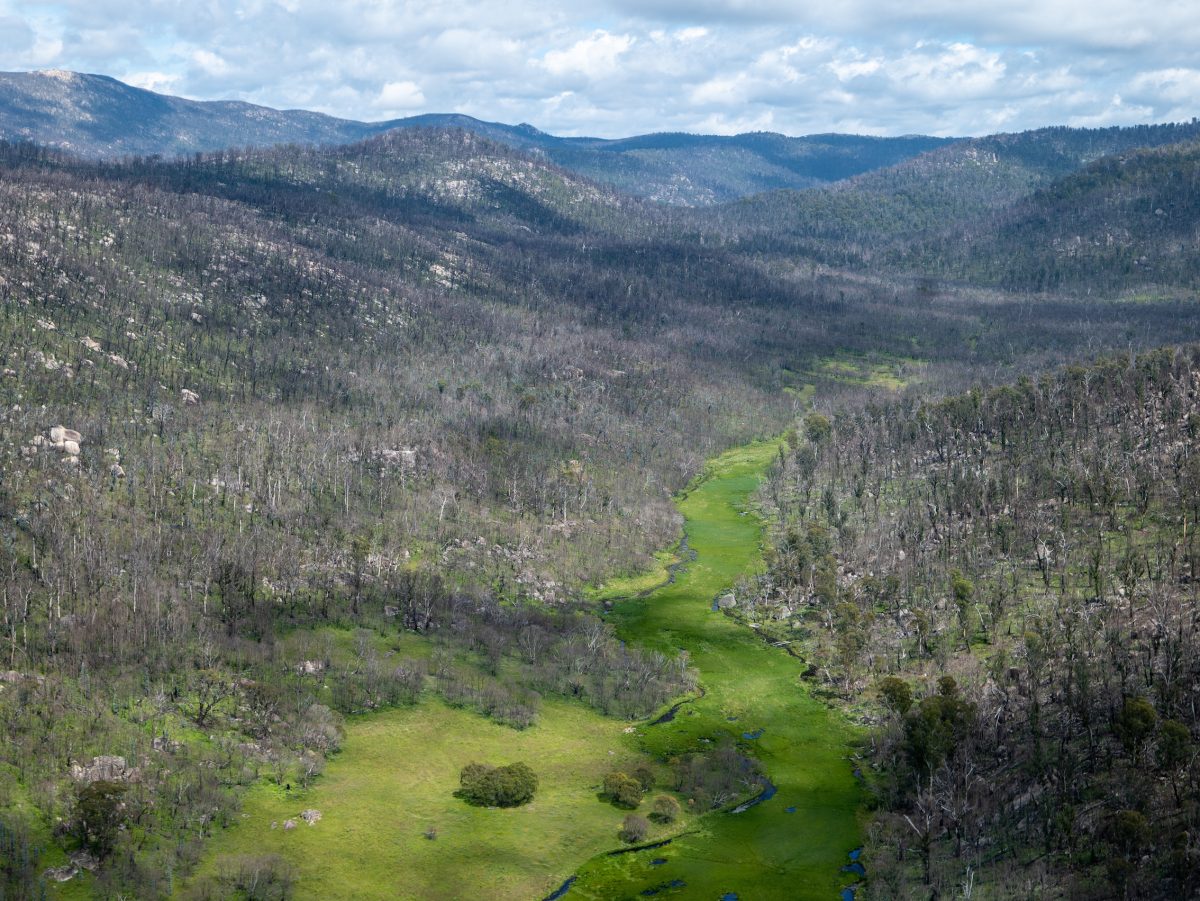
[191,700,646,900]
[187,439,861,900]
[574,440,863,900]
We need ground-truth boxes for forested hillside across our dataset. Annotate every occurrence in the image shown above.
[713,121,1200,272]
[747,348,1200,899]
[928,141,1200,293]
[0,116,1199,898]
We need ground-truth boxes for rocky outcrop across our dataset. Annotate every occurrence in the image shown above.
[69,755,139,784]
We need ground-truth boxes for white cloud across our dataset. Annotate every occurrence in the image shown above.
[886,42,1007,101]
[124,70,181,93]
[541,30,634,79]
[191,49,229,76]
[1067,93,1156,128]
[1130,68,1200,105]
[828,56,883,81]
[374,79,426,112]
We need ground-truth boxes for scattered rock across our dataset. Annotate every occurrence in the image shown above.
[70,755,138,784]
[44,865,78,882]
[300,809,322,825]
[283,819,297,830]
[180,388,200,405]
[50,426,82,445]
[378,447,417,469]
[80,336,102,352]
[296,660,325,676]
[716,593,737,609]
[110,463,125,479]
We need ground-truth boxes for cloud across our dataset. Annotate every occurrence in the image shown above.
[540,30,634,79]
[885,41,1007,102]
[124,70,181,93]
[0,0,1198,138]
[374,79,426,113]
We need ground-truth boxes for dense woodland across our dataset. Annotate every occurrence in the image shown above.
[749,348,1200,898]
[0,116,1198,898]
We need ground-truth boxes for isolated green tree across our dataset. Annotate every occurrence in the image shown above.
[651,795,681,823]
[75,781,128,858]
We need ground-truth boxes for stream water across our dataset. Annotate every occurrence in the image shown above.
[567,440,863,899]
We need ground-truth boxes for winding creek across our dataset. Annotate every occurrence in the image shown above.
[565,439,863,900]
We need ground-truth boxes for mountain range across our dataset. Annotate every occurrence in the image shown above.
[0,69,951,205]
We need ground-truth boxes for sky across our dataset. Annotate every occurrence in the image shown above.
[2,0,1199,138]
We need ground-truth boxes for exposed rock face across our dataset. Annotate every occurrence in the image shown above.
[378,446,417,469]
[70,755,138,784]
[44,865,78,882]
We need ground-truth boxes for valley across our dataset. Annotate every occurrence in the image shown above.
[0,66,1199,901]
[186,439,861,901]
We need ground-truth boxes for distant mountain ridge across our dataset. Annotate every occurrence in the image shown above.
[715,119,1200,268]
[0,69,952,204]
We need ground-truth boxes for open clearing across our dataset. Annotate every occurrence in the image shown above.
[193,700,652,900]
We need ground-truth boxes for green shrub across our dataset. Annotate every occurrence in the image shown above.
[650,794,681,823]
[602,771,643,808]
[457,762,538,807]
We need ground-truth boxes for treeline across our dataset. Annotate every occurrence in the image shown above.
[747,346,1200,897]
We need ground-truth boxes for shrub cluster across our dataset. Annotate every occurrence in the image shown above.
[457,762,538,808]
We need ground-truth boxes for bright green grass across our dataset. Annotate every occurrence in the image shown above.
[572,440,863,900]
[590,548,681,603]
[191,699,659,900]
[799,353,922,391]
